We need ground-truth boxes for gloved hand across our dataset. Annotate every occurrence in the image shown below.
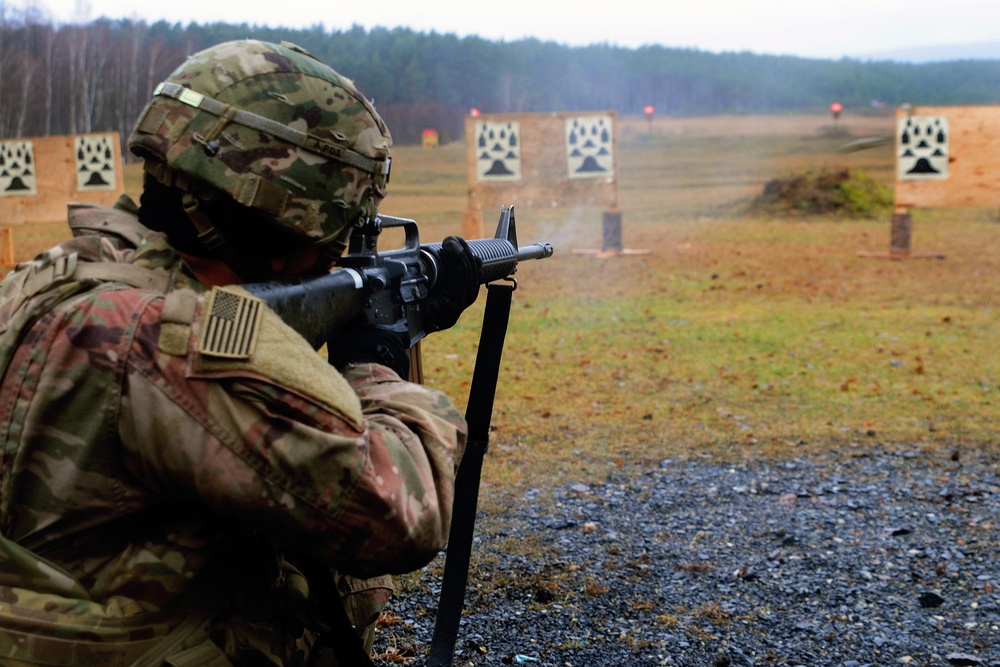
[424,236,483,333]
[327,322,410,379]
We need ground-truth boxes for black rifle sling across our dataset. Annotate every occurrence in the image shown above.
[428,280,515,666]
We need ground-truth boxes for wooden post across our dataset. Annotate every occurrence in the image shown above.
[462,209,484,240]
[890,208,912,257]
[602,210,623,252]
[0,227,14,270]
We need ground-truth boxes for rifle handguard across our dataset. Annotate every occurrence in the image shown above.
[421,238,554,286]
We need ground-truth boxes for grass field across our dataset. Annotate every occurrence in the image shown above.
[8,113,999,499]
[386,113,1000,495]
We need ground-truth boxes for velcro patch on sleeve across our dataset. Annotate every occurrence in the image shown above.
[197,286,264,359]
[158,289,199,356]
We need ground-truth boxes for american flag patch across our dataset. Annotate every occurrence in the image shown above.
[197,287,263,359]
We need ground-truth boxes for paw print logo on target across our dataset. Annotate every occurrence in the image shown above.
[475,121,521,182]
[0,140,38,197]
[75,134,119,191]
[565,115,614,180]
[898,116,949,181]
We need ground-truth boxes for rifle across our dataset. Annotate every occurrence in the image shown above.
[244,206,552,665]
[241,205,552,350]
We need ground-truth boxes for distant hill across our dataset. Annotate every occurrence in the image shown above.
[860,40,1000,63]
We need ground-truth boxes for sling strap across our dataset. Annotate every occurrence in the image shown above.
[427,280,515,666]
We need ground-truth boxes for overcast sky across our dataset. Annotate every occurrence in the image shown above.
[8,0,1000,60]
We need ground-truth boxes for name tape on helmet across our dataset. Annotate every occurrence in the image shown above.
[153,82,389,178]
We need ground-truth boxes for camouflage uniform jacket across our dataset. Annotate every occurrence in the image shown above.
[0,197,467,665]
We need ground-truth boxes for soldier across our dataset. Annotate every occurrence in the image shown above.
[0,40,481,665]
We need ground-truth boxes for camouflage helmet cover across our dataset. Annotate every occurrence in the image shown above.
[128,39,392,246]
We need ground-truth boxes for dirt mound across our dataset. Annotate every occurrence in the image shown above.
[748,167,893,218]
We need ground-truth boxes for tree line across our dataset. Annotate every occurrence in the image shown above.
[2,5,999,147]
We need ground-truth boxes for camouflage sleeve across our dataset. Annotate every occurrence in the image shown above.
[119,289,467,578]
[338,361,469,565]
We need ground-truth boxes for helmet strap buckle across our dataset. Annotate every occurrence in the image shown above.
[181,192,225,251]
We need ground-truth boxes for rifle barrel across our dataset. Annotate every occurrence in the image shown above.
[517,243,554,262]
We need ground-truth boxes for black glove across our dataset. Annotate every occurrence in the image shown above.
[424,236,483,333]
[327,323,410,379]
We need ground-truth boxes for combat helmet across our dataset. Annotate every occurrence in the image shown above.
[129,39,392,261]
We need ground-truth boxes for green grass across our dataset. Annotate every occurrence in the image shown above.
[379,115,999,637]
[407,115,999,492]
[419,222,998,490]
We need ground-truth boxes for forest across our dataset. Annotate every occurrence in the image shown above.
[2,4,999,146]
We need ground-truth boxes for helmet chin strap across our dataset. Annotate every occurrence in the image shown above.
[180,191,270,283]
[180,192,225,252]
[141,163,285,282]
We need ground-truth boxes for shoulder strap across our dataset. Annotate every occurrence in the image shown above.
[73,262,173,293]
[67,196,148,249]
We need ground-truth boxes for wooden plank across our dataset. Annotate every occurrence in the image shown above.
[465,111,619,225]
[895,106,1000,209]
[0,228,13,267]
[0,132,125,226]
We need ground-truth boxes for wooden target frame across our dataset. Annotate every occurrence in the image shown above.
[0,132,125,266]
[463,111,644,255]
[864,105,1000,259]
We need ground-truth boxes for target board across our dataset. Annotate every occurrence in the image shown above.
[465,111,618,234]
[894,106,1000,209]
[0,132,125,225]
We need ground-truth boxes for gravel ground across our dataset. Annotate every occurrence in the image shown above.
[373,446,999,667]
